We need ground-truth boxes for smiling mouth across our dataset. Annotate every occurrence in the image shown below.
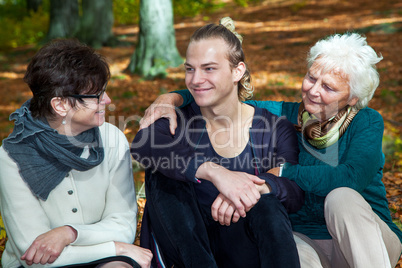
[96,109,105,114]
[305,96,321,105]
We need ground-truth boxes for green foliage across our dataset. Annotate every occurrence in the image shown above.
[233,0,263,7]
[383,130,402,171]
[0,0,270,51]
[173,0,222,17]
[113,0,140,25]
[0,0,49,51]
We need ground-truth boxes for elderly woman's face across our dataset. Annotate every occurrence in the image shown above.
[301,61,358,121]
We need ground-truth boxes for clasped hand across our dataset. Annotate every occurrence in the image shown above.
[211,175,270,226]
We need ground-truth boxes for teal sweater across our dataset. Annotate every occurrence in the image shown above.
[247,100,402,242]
[177,90,402,242]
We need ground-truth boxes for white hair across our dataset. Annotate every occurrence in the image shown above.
[307,33,383,110]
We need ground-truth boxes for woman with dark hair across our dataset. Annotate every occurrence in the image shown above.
[131,17,303,268]
[0,39,152,268]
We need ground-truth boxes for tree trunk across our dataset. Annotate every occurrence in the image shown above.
[45,0,79,41]
[126,0,183,78]
[26,0,42,13]
[75,0,115,48]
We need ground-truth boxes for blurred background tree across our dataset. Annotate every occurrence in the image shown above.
[45,0,79,42]
[0,0,259,77]
[126,0,183,78]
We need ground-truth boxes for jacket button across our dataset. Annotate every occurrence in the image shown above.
[65,173,69,178]
[72,208,78,213]
[68,190,73,195]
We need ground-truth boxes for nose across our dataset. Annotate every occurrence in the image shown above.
[101,92,112,105]
[308,81,321,97]
[191,69,204,85]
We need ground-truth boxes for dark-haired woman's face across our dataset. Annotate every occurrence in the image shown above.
[65,91,112,135]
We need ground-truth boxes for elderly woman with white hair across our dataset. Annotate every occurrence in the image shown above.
[140,32,402,267]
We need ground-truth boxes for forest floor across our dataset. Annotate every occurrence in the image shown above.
[0,0,401,265]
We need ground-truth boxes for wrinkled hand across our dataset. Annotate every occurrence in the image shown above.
[139,93,182,135]
[198,163,265,218]
[115,242,153,268]
[211,193,241,226]
[21,226,77,265]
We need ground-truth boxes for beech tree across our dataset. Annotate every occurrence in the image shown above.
[45,0,115,48]
[75,0,116,48]
[126,0,183,78]
[45,0,79,41]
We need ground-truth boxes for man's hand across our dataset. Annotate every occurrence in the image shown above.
[139,93,183,135]
[197,162,265,218]
[21,226,77,265]
[211,193,242,226]
[211,180,271,226]
[115,242,153,268]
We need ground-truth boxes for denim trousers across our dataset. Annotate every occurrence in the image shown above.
[144,171,300,268]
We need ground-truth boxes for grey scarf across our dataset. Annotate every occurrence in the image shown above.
[2,99,104,200]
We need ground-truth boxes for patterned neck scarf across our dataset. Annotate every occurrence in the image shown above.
[2,99,104,200]
[295,102,358,149]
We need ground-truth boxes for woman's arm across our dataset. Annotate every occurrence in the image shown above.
[139,90,285,131]
[0,125,141,267]
[0,147,118,267]
[282,109,384,196]
[132,117,203,183]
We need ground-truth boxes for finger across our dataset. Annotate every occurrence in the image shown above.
[224,204,235,226]
[40,253,51,265]
[32,252,44,265]
[239,187,256,210]
[247,179,262,200]
[21,246,36,263]
[232,199,246,217]
[232,210,241,223]
[248,174,265,185]
[48,255,58,264]
[211,195,224,221]
[168,115,177,135]
[218,200,229,225]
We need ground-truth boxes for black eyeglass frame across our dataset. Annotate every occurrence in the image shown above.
[69,83,108,104]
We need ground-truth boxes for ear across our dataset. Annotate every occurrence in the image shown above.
[233,62,246,83]
[348,96,359,107]
[50,97,71,117]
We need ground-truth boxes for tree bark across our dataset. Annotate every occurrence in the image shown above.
[45,0,79,41]
[126,0,183,78]
[75,0,115,48]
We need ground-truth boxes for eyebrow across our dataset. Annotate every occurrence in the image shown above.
[184,62,219,68]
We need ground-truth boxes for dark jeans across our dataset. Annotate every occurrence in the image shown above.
[145,171,300,268]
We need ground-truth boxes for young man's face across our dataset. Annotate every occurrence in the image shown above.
[185,38,240,109]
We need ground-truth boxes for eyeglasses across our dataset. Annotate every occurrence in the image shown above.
[69,84,107,104]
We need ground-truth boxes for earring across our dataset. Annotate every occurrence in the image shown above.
[62,118,66,125]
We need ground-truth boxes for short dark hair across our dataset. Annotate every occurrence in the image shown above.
[24,39,111,118]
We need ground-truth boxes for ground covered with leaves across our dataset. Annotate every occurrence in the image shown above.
[0,0,401,265]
